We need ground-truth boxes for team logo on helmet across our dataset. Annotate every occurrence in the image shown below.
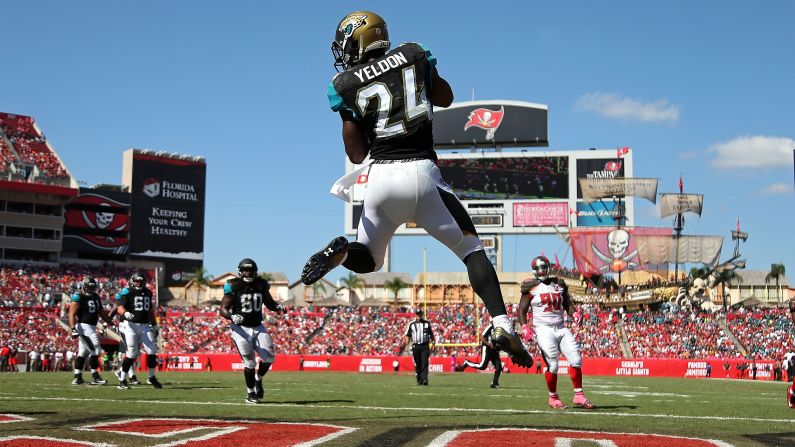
[464,107,505,141]
[338,14,368,36]
[143,178,160,198]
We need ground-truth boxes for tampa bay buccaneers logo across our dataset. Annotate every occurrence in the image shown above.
[464,107,505,141]
[604,160,622,172]
[64,194,129,252]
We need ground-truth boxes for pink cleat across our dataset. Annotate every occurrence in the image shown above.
[788,386,795,409]
[548,395,567,409]
[573,393,594,409]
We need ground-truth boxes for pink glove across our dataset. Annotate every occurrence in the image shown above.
[521,323,534,342]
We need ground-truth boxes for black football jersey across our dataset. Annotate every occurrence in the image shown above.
[328,42,437,161]
[115,287,154,324]
[71,292,102,325]
[223,277,278,327]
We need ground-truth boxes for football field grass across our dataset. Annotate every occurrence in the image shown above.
[0,371,793,446]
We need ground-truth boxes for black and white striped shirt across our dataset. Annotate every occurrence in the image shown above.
[406,319,434,346]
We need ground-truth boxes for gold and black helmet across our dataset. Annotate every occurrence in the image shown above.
[332,11,390,71]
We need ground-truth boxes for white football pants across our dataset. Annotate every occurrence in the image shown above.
[535,323,582,374]
[230,324,275,368]
[76,323,102,357]
[358,159,483,270]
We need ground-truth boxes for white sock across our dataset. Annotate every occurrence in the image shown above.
[492,315,514,334]
[247,387,256,394]
[74,369,81,375]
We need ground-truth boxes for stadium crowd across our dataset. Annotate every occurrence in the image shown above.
[0,264,792,370]
[0,112,68,179]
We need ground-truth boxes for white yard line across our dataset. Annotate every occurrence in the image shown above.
[1,396,794,424]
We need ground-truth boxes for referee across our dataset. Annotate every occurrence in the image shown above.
[461,322,502,388]
[405,308,435,386]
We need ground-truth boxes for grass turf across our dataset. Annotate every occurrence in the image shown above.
[0,371,793,446]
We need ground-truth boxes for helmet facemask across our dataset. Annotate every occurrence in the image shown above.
[531,257,551,282]
[130,273,146,291]
[239,267,257,283]
[82,277,98,294]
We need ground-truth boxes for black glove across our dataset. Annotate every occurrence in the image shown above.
[70,327,79,339]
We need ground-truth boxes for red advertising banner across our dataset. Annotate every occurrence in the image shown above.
[513,202,569,227]
[145,354,778,381]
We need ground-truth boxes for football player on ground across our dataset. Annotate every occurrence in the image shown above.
[115,271,162,389]
[518,256,594,409]
[788,298,795,408]
[220,258,286,404]
[69,276,114,385]
[461,322,503,388]
[299,10,533,368]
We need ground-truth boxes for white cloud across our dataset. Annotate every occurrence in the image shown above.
[707,135,795,169]
[761,183,794,195]
[575,92,680,124]
[678,150,701,160]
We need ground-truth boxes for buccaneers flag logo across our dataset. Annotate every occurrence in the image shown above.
[464,107,505,141]
[604,160,622,172]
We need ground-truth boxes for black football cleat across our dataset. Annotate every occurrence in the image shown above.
[72,376,85,385]
[130,376,141,385]
[147,377,162,389]
[117,380,131,390]
[255,381,264,399]
[246,392,260,404]
[90,375,107,385]
[301,236,349,285]
[490,327,534,368]
[490,383,500,389]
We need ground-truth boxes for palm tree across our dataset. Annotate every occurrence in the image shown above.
[384,277,409,305]
[713,269,742,310]
[311,281,327,301]
[192,267,212,306]
[340,272,365,305]
[765,263,786,304]
[259,272,273,282]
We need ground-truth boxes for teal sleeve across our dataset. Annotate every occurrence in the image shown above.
[418,43,437,68]
[70,294,80,303]
[328,81,345,112]
[223,283,233,295]
[115,288,128,301]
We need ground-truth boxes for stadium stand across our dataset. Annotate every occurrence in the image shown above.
[0,264,157,307]
[622,308,738,359]
[725,306,793,360]
[0,112,69,179]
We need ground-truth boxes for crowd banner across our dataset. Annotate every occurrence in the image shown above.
[144,354,780,381]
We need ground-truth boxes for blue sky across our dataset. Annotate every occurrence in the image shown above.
[2,1,793,283]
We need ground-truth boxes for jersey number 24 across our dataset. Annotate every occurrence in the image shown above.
[355,65,431,139]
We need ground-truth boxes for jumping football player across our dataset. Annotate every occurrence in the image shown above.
[115,271,162,389]
[518,256,594,409]
[461,322,503,388]
[69,276,113,385]
[299,10,533,368]
[220,258,286,404]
